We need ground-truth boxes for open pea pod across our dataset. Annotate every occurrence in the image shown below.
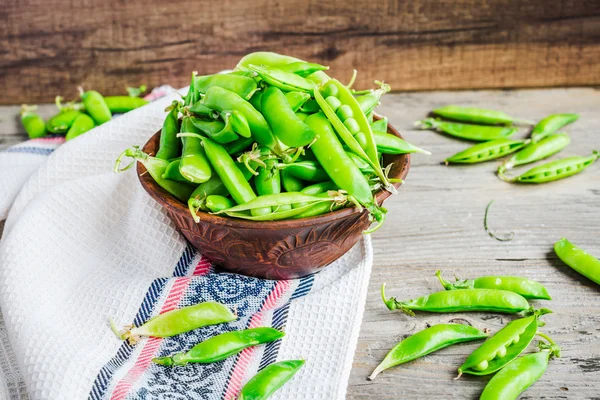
[249,64,315,93]
[458,309,551,377]
[314,85,391,190]
[235,51,330,84]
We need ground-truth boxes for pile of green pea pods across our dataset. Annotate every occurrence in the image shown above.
[116,52,430,231]
[375,272,560,400]
[20,86,148,141]
[416,106,598,183]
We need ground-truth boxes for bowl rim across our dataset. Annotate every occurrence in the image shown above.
[137,114,411,230]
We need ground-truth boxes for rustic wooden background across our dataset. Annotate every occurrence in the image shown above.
[2,0,600,104]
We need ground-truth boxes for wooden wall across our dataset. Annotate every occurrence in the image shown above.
[1,0,599,104]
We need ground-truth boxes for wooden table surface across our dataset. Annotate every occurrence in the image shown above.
[1,88,599,399]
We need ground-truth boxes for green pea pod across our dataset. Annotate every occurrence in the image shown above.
[255,158,281,213]
[110,301,235,344]
[293,201,343,219]
[285,91,311,112]
[65,113,96,141]
[444,139,527,164]
[222,200,336,221]
[370,117,388,132]
[381,284,530,316]
[293,180,338,208]
[196,136,265,216]
[275,160,329,182]
[499,133,571,172]
[554,238,600,285]
[480,338,561,400]
[239,360,304,400]
[369,324,489,380]
[205,195,234,213]
[235,51,330,85]
[179,117,212,183]
[202,86,282,156]
[153,327,284,366]
[281,170,305,192]
[194,73,258,100]
[305,112,385,231]
[355,90,383,116]
[46,109,82,134]
[531,113,579,142]
[299,99,320,113]
[225,137,254,156]
[502,151,599,183]
[115,147,196,202]
[262,86,316,147]
[249,91,262,112]
[249,64,316,93]
[277,61,329,77]
[191,116,240,144]
[187,162,253,222]
[80,89,112,125]
[183,71,198,106]
[458,310,551,376]
[104,96,149,113]
[162,159,189,183]
[314,87,390,189]
[155,101,182,160]
[432,105,533,126]
[436,271,551,300]
[226,110,252,138]
[347,152,375,174]
[217,192,335,213]
[358,131,431,155]
[188,100,215,117]
[20,105,46,139]
[417,118,517,142]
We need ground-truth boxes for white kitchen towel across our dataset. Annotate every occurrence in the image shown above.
[0,90,373,399]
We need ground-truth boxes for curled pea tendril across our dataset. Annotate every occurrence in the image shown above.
[484,200,514,242]
[114,146,146,173]
[237,143,269,175]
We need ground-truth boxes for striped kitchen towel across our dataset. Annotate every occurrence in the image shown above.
[0,88,373,399]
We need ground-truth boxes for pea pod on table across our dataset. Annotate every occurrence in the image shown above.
[530,113,579,142]
[458,309,551,377]
[554,238,600,285]
[153,327,284,366]
[381,284,531,316]
[479,336,561,400]
[500,151,599,183]
[79,88,112,125]
[104,96,149,113]
[444,139,527,164]
[20,105,46,139]
[436,271,551,300]
[499,133,571,173]
[114,146,196,203]
[369,323,489,380]
[238,359,305,400]
[432,105,533,126]
[416,118,518,142]
[110,301,235,344]
[46,109,83,134]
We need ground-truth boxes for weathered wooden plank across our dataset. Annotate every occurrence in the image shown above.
[1,0,600,103]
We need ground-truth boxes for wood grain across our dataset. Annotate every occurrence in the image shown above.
[1,0,600,103]
[1,88,599,398]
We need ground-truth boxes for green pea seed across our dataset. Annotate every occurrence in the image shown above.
[495,346,507,358]
[336,104,354,121]
[322,82,339,97]
[343,118,360,135]
[325,96,342,111]
[473,360,489,371]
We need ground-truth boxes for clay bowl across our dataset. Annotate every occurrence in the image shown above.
[138,116,410,279]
